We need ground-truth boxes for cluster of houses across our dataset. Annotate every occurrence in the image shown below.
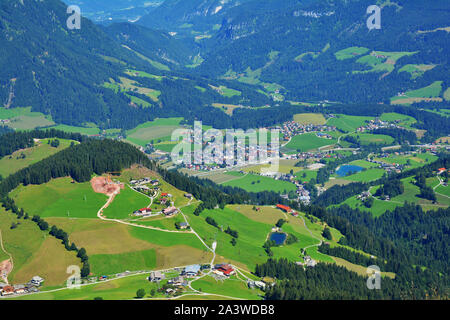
[130,178,159,187]
[366,157,404,174]
[282,150,351,162]
[278,121,337,142]
[180,142,279,172]
[356,118,405,133]
[146,264,236,295]
[0,276,44,297]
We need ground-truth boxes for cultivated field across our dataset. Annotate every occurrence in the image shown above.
[293,113,327,125]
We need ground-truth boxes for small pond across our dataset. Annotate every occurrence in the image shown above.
[336,165,364,177]
[270,232,287,245]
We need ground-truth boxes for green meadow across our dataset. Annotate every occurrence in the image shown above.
[295,170,318,183]
[391,81,443,104]
[222,173,297,193]
[379,113,417,129]
[347,133,395,145]
[327,114,374,132]
[191,275,263,300]
[0,107,55,130]
[103,186,150,220]
[12,273,164,300]
[0,138,73,177]
[89,249,157,276]
[398,64,435,79]
[285,133,337,152]
[125,117,184,147]
[183,205,339,271]
[334,47,369,60]
[10,177,107,219]
[332,176,449,217]
[0,208,81,286]
[49,124,100,135]
[341,168,386,182]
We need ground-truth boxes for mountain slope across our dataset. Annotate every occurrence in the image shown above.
[137,0,256,33]
[103,22,195,67]
[193,0,450,104]
[0,0,158,128]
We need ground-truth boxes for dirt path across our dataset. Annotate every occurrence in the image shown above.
[0,230,13,284]
[298,215,323,251]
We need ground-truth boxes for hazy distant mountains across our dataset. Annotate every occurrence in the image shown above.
[61,0,163,24]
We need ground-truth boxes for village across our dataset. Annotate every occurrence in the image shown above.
[0,276,44,297]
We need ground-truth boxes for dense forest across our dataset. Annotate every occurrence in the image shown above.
[256,258,447,300]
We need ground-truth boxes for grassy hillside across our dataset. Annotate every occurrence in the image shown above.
[0,138,74,177]
[222,172,297,193]
[10,178,107,219]
[285,133,337,153]
[0,208,81,286]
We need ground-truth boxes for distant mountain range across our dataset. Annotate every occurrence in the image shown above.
[0,0,449,130]
[138,0,449,104]
[61,0,164,24]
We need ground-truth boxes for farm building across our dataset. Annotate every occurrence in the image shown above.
[213,264,235,277]
[276,204,293,213]
[183,264,201,277]
[184,193,193,199]
[30,276,44,286]
[169,276,187,287]
[14,285,26,294]
[179,222,189,229]
[1,285,14,296]
[163,206,178,216]
[134,208,152,216]
[148,271,165,282]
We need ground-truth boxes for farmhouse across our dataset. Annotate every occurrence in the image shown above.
[163,206,178,216]
[134,208,152,216]
[148,271,165,282]
[184,193,193,199]
[170,276,187,287]
[1,285,14,296]
[179,222,189,229]
[304,256,317,267]
[14,284,26,294]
